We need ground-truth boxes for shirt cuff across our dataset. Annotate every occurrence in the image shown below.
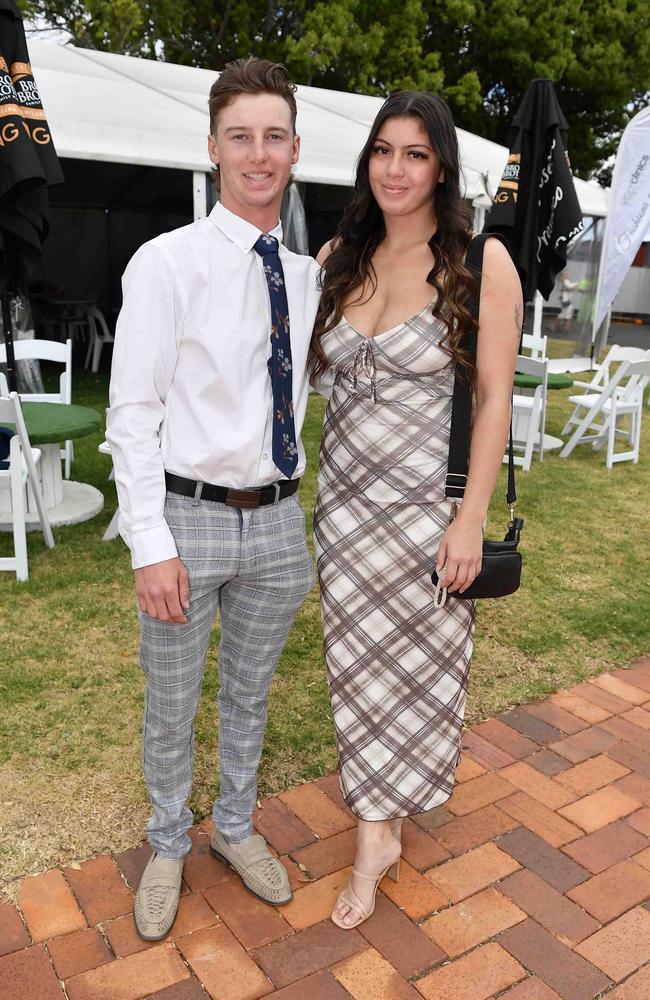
[123,519,179,570]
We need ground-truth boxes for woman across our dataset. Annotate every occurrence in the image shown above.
[553,269,579,335]
[311,91,521,930]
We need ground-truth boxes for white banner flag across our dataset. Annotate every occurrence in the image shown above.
[593,105,650,335]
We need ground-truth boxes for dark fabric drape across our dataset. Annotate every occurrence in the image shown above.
[484,78,584,301]
[0,1,63,389]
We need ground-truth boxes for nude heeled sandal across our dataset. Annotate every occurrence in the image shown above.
[330,858,401,930]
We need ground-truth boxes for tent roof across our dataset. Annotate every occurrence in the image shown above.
[31,41,608,217]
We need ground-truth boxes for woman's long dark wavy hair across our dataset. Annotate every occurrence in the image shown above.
[310,91,477,384]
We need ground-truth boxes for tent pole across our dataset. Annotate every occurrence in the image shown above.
[589,215,608,368]
[193,172,208,221]
[532,291,544,339]
[1,290,18,394]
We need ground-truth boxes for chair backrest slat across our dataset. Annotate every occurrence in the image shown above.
[616,357,650,401]
[0,339,69,364]
[521,333,548,361]
[0,339,72,405]
[515,355,548,379]
[0,394,33,463]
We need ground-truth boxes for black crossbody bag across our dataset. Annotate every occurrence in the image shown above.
[430,233,524,603]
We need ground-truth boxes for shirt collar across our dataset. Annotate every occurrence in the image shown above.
[209,200,283,253]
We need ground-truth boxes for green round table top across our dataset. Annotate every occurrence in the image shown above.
[514,372,574,390]
[18,402,102,444]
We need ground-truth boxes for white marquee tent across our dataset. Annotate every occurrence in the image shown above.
[31,40,608,219]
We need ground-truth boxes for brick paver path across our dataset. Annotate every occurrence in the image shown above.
[3,658,650,999]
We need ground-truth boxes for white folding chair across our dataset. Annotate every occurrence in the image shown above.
[98,439,120,541]
[0,338,74,478]
[520,332,548,361]
[508,355,548,471]
[84,306,114,374]
[0,393,55,581]
[562,345,648,441]
[559,356,650,467]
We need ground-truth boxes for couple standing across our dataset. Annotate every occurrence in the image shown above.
[107,57,521,939]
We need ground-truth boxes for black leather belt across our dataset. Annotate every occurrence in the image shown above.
[164,471,299,509]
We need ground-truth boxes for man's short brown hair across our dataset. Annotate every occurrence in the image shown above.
[209,57,298,135]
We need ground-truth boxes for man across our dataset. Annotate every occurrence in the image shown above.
[107,57,319,940]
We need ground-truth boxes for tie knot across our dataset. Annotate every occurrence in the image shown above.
[254,233,279,256]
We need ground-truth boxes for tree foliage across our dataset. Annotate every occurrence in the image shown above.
[20,0,650,180]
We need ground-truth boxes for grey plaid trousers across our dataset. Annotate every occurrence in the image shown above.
[139,490,315,858]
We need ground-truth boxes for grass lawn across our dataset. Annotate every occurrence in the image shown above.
[1,349,649,889]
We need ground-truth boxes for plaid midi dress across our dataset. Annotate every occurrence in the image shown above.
[313,306,476,820]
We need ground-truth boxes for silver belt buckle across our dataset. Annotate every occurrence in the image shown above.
[273,482,281,504]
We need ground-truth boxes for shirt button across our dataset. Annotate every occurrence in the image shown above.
[263,453,269,460]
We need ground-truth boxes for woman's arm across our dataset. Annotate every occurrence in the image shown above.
[311,241,335,397]
[436,238,522,594]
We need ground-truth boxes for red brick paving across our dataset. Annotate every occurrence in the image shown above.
[0,900,30,957]
[566,860,650,923]
[628,808,650,836]
[422,885,526,956]
[356,893,445,979]
[431,802,517,855]
[554,754,630,796]
[331,946,421,998]
[472,718,540,760]
[46,926,113,979]
[498,868,600,946]
[550,727,619,764]
[561,820,650,874]
[0,943,66,998]
[461,729,518,770]
[411,803,455,832]
[144,978,208,1000]
[66,942,191,1000]
[498,706,564,743]
[524,748,573,776]
[63,854,133,925]
[498,790,583,847]
[177,924,273,1000]
[18,868,86,942]
[496,827,591,892]
[415,941,526,999]
[499,918,611,1000]
[400,818,452,871]
[574,906,650,982]
[500,979,564,1000]
[3,660,650,999]
[144,981,210,1000]
[523,701,589,736]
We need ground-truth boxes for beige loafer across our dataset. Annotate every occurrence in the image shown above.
[134,852,184,940]
[210,827,292,905]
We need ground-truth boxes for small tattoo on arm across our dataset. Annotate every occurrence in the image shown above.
[514,303,523,335]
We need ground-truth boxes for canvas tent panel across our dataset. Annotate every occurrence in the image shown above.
[29,40,607,214]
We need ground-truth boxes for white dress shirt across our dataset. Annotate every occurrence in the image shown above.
[106,201,321,569]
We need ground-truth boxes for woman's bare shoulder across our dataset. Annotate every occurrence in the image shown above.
[481,237,521,296]
[316,239,339,266]
[482,235,513,267]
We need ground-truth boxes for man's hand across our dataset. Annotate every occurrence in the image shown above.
[135,557,190,623]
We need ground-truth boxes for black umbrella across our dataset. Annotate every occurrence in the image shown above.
[0,0,63,391]
[485,78,583,302]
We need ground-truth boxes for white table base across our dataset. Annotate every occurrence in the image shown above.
[0,480,104,530]
[0,443,104,529]
[540,433,564,451]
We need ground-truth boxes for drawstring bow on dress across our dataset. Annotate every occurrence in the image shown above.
[350,339,377,403]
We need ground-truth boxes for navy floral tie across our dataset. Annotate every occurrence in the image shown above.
[254,234,298,479]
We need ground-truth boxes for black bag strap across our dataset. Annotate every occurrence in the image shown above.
[445,232,517,511]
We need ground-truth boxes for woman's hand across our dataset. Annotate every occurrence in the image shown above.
[435,515,483,594]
